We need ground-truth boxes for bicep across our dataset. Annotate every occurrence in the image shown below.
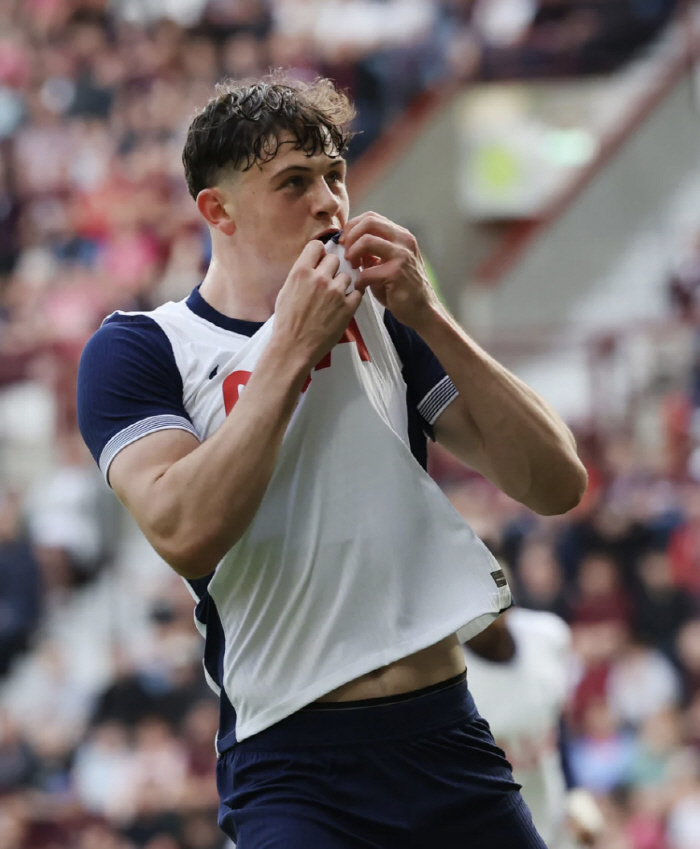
[433,398,494,479]
[109,428,201,522]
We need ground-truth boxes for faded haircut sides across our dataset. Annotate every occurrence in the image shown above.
[182,72,357,200]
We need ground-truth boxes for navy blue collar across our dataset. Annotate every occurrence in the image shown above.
[186,286,265,337]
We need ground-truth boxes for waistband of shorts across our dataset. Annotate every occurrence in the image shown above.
[234,672,476,751]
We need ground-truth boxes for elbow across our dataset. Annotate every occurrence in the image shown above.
[148,516,232,580]
[144,489,257,579]
[159,541,221,580]
[528,456,589,516]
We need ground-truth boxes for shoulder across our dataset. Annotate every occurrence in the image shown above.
[77,308,197,477]
[80,310,181,376]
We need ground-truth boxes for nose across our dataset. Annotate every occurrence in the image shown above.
[310,177,341,220]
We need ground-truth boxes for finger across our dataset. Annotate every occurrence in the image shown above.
[343,212,411,251]
[316,252,341,276]
[329,272,351,294]
[357,259,400,287]
[342,211,392,240]
[344,233,399,266]
[298,239,327,267]
[342,212,393,247]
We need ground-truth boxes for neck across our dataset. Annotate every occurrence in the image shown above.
[199,251,281,322]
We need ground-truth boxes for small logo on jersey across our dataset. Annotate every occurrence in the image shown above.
[209,365,219,379]
[491,569,508,588]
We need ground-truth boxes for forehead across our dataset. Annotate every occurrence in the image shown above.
[267,134,341,170]
[221,133,343,191]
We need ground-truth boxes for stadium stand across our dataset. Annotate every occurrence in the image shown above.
[0,1,698,848]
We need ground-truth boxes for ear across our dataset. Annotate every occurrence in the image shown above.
[196,188,236,236]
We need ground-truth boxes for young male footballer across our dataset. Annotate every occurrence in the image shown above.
[77,73,587,848]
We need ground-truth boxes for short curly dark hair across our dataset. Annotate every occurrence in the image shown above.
[182,73,356,199]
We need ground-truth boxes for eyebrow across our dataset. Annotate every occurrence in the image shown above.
[270,159,346,181]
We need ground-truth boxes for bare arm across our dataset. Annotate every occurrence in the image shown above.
[109,242,362,579]
[415,311,586,515]
[342,213,587,515]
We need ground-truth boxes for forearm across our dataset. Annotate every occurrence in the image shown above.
[140,341,309,577]
[416,307,587,514]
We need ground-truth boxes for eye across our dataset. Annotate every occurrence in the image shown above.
[283,176,305,189]
[326,170,343,184]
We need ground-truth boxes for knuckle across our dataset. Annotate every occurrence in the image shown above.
[330,274,348,292]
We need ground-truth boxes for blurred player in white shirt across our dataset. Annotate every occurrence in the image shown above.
[464,606,603,848]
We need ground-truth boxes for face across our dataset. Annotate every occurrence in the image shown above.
[219,135,349,285]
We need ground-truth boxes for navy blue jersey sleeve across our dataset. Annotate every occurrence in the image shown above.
[77,313,199,483]
[383,309,458,440]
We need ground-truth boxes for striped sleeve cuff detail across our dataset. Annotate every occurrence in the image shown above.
[99,415,200,483]
[417,375,458,424]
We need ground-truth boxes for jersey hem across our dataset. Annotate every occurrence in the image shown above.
[221,593,509,747]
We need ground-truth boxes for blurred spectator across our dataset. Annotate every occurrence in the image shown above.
[675,619,700,702]
[668,232,700,324]
[26,429,122,590]
[631,548,696,662]
[0,710,37,793]
[607,638,682,730]
[626,708,684,789]
[0,487,42,676]
[666,756,700,849]
[71,721,134,820]
[570,550,632,628]
[511,535,572,619]
[90,649,169,730]
[568,697,636,793]
[616,784,669,849]
[180,700,220,812]
[668,483,700,596]
[454,0,681,81]
[4,641,93,756]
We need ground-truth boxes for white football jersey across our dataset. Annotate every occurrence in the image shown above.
[464,608,572,848]
[79,287,512,743]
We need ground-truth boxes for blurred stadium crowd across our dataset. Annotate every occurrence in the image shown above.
[0,0,696,848]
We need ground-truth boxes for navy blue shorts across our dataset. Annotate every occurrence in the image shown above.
[216,674,546,848]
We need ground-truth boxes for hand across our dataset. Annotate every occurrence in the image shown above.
[273,239,363,370]
[341,212,441,330]
[566,788,604,847]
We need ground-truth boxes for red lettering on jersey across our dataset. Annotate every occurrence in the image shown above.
[225,321,370,407]
[314,352,332,372]
[223,370,252,415]
[343,318,370,362]
[309,319,370,379]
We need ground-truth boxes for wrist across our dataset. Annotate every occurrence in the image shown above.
[264,334,316,387]
[409,299,454,341]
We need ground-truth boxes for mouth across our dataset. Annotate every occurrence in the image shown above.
[315,229,342,244]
